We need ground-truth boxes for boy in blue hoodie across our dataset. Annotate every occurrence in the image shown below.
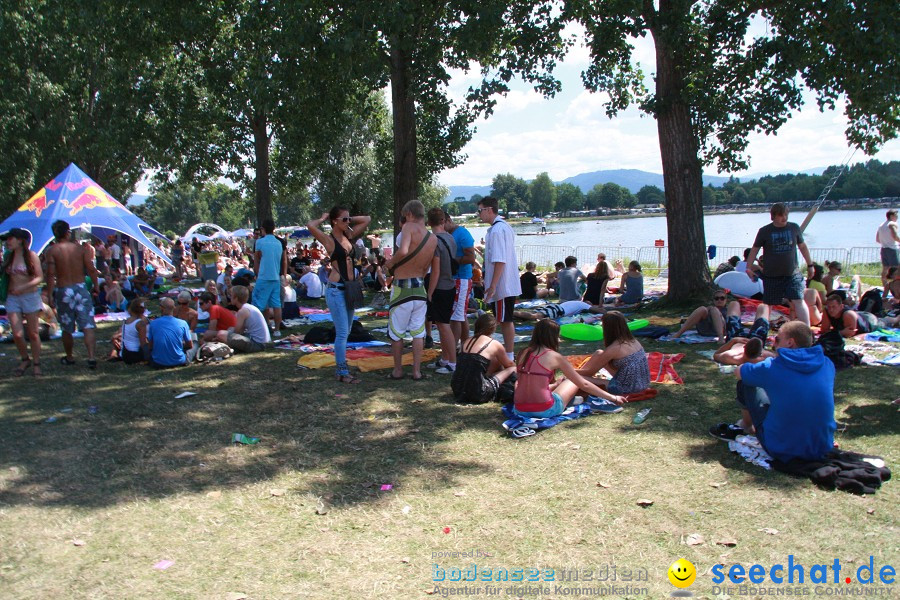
[711,321,836,463]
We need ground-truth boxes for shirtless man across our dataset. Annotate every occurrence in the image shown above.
[45,220,100,368]
[383,200,438,380]
[713,337,775,366]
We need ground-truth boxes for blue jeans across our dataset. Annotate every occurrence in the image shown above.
[325,286,354,376]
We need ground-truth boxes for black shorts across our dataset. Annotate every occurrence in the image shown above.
[492,296,516,323]
[428,287,455,324]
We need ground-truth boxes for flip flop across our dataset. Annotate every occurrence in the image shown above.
[410,373,429,381]
[60,356,76,366]
[385,373,405,380]
[14,359,32,377]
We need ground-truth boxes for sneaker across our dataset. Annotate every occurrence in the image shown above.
[427,359,447,369]
[273,330,282,338]
[708,422,744,441]
[586,396,624,414]
[571,396,584,406]
[435,364,455,374]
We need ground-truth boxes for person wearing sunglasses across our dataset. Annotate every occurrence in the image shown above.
[669,292,730,342]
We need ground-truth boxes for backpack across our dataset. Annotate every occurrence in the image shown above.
[197,341,234,362]
[437,235,459,276]
[815,330,860,370]
[857,289,884,317]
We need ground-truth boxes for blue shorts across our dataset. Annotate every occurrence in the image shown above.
[514,393,564,419]
[252,279,282,310]
[726,316,770,342]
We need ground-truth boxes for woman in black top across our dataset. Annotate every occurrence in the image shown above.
[582,259,610,306]
[451,313,516,403]
[308,207,371,384]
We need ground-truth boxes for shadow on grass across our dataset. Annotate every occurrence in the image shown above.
[0,323,499,509]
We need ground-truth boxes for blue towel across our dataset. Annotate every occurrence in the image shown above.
[865,329,900,343]
[501,402,596,437]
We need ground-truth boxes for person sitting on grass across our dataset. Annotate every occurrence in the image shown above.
[714,256,740,279]
[513,319,625,419]
[215,284,271,353]
[670,292,729,342]
[174,290,199,331]
[107,298,150,364]
[199,292,237,342]
[451,313,517,403]
[520,261,550,300]
[713,336,774,366]
[133,266,152,296]
[819,292,887,338]
[615,261,644,305]
[103,271,127,312]
[582,258,611,307]
[147,297,194,368]
[576,311,650,397]
[709,321,836,463]
[513,299,603,321]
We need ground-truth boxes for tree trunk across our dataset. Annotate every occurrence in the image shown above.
[390,42,418,239]
[252,109,273,226]
[651,1,711,301]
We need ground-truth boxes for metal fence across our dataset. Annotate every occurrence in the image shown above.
[516,243,885,273]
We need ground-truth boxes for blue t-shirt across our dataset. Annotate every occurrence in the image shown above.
[255,235,283,281]
[451,226,475,280]
[740,346,836,462]
[147,315,191,367]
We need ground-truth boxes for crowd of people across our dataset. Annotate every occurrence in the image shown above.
[1,203,898,466]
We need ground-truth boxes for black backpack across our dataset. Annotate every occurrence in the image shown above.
[857,289,884,317]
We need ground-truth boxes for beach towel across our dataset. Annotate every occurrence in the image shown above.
[296,348,441,372]
[95,311,131,322]
[647,351,684,384]
[501,402,597,438]
[865,328,900,343]
[275,340,390,351]
[659,332,719,344]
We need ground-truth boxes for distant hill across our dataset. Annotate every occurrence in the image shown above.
[445,168,732,202]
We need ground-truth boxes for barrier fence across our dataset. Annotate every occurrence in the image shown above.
[516,244,885,274]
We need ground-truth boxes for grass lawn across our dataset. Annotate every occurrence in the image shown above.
[0,299,897,599]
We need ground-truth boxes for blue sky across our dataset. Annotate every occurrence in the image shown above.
[438,24,900,187]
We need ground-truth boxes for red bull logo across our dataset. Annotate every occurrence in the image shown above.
[61,185,121,216]
[18,188,55,218]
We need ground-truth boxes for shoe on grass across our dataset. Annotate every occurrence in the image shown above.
[435,364,455,374]
[586,396,624,414]
[708,422,744,441]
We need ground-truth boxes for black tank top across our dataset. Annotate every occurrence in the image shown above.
[330,234,357,281]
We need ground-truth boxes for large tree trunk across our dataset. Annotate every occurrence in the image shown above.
[252,109,273,225]
[651,1,711,301]
[390,42,418,239]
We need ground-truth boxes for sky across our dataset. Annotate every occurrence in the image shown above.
[437,24,900,187]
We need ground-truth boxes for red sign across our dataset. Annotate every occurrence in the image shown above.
[655,239,665,247]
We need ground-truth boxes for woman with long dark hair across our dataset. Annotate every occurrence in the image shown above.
[308,206,371,384]
[576,311,649,395]
[582,258,610,306]
[451,313,516,403]
[513,319,623,418]
[2,228,44,376]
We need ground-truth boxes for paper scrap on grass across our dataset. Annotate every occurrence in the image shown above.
[153,560,175,570]
[174,391,197,399]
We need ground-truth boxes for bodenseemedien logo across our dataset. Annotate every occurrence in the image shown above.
[668,558,697,597]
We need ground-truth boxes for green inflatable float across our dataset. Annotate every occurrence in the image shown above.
[559,318,649,342]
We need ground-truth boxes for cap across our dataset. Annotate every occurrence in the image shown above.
[0,228,30,242]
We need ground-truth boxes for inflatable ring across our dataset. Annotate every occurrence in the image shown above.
[560,318,649,341]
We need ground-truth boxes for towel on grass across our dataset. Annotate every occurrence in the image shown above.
[696,349,736,373]
[501,402,597,437]
[275,340,390,351]
[648,351,684,384]
[659,332,719,344]
[727,435,773,470]
[95,311,131,322]
[865,328,900,343]
[296,348,441,372]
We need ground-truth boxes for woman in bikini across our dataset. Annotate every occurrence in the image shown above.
[513,319,624,419]
[308,207,371,384]
[2,228,44,376]
[576,311,650,396]
[451,313,516,403]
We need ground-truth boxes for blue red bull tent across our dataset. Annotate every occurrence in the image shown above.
[0,163,172,265]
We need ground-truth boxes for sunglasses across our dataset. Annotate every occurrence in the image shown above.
[340,217,352,223]
[476,207,488,213]
[714,296,726,301]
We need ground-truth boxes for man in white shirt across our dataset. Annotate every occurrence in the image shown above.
[108,236,122,272]
[478,196,521,360]
[876,209,899,290]
[298,265,323,299]
[216,284,271,353]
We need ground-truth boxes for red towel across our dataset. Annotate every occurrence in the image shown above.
[647,351,684,385]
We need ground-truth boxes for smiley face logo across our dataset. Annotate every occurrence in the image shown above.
[668,558,696,588]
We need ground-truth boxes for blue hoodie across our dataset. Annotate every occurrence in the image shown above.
[740,346,836,462]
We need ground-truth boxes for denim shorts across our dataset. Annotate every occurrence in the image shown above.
[5,290,43,314]
[514,393,564,419]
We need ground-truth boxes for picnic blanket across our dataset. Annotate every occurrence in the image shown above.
[845,340,900,366]
[659,332,719,344]
[296,348,441,372]
[865,328,900,343]
[95,311,131,322]
[695,349,736,373]
[501,402,598,438]
[565,352,684,385]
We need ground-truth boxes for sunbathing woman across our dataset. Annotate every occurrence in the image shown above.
[615,261,643,305]
[513,319,624,419]
[451,313,516,403]
[576,311,650,396]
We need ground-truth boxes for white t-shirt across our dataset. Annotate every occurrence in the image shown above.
[110,243,121,260]
[240,303,271,343]
[300,271,323,298]
[484,217,522,300]
[282,285,297,303]
[877,220,899,249]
